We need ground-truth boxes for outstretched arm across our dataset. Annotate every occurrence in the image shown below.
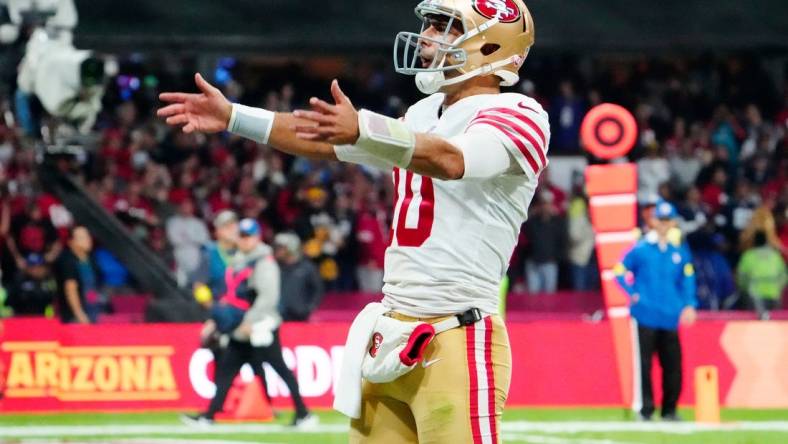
[292,80,464,179]
[158,73,337,161]
[158,74,467,180]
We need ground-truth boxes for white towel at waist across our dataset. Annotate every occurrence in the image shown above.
[333,302,388,418]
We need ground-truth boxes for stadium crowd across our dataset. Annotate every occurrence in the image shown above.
[0,53,786,320]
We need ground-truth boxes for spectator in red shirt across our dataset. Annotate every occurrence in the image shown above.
[100,132,133,181]
[168,169,197,206]
[355,202,387,293]
[7,202,62,273]
[207,186,233,215]
[700,167,729,214]
[115,181,159,239]
[537,169,567,216]
[37,193,73,242]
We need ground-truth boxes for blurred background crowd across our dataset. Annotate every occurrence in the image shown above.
[0,50,786,321]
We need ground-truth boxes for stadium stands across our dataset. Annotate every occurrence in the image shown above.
[0,53,786,320]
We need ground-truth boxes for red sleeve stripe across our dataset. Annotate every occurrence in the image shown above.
[472,109,547,167]
[468,119,539,175]
[477,107,546,150]
[469,113,546,168]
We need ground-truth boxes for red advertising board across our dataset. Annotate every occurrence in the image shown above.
[1,318,786,413]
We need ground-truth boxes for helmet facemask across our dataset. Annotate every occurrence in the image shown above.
[394,6,469,76]
[394,3,481,94]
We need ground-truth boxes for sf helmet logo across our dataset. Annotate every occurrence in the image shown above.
[472,0,521,23]
[513,54,524,67]
[369,332,383,357]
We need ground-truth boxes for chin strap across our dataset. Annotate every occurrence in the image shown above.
[415,54,522,94]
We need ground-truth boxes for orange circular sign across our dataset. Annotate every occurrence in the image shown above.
[581,103,637,159]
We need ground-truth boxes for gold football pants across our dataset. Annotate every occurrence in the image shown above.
[350,314,511,444]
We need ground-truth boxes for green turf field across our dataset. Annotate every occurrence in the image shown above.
[1,408,786,443]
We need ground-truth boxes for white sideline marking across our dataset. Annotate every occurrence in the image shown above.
[17,441,281,444]
[502,434,643,444]
[504,421,788,434]
[130,440,285,444]
[1,421,787,438]
[0,423,347,437]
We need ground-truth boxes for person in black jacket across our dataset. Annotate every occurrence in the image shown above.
[524,194,567,294]
[273,233,324,321]
[7,253,57,316]
[54,226,101,323]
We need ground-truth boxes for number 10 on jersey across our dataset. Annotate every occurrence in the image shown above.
[391,168,435,247]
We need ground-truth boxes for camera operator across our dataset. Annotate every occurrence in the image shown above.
[2,0,104,135]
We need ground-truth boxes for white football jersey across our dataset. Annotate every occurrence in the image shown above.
[335,92,550,316]
[379,92,550,317]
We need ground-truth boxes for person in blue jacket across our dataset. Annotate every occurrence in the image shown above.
[195,210,239,299]
[614,201,697,421]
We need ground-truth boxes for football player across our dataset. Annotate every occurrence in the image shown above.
[158,1,548,442]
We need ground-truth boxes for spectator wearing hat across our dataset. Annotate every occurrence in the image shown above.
[7,201,62,273]
[166,198,210,287]
[6,253,57,316]
[274,232,324,321]
[614,201,698,421]
[195,210,239,299]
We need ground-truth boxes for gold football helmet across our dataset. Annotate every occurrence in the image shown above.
[394,0,535,94]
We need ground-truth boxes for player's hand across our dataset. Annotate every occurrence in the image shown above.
[293,79,359,145]
[76,311,91,324]
[236,322,252,337]
[157,73,232,134]
[679,306,697,326]
[200,320,217,340]
[14,256,27,272]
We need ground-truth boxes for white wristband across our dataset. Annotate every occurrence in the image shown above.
[227,104,275,144]
[355,109,416,168]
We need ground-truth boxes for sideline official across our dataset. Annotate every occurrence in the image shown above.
[615,201,697,421]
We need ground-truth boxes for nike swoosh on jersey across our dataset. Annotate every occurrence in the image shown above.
[518,101,539,113]
[421,358,442,368]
